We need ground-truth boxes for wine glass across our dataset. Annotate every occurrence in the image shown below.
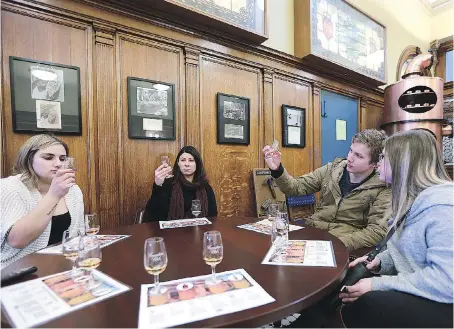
[144,237,168,293]
[62,230,81,276]
[85,213,100,236]
[62,157,76,170]
[77,235,102,290]
[192,200,201,218]
[161,155,173,178]
[268,203,279,221]
[271,212,289,249]
[203,231,223,284]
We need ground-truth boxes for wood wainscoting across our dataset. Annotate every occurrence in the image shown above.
[0,0,384,228]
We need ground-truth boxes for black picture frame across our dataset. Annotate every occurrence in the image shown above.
[9,56,82,135]
[127,77,176,140]
[217,93,250,145]
[282,105,306,148]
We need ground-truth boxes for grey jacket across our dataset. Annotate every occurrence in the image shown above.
[372,183,454,303]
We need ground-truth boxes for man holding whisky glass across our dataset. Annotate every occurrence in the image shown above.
[263,129,391,252]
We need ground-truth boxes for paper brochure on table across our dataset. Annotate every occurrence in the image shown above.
[159,218,212,229]
[138,268,275,328]
[262,240,336,267]
[1,269,130,328]
[237,219,303,235]
[37,235,130,254]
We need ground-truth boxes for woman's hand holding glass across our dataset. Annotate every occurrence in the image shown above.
[154,163,173,186]
[49,169,75,199]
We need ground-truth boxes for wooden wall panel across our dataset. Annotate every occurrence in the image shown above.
[360,100,384,131]
[273,76,312,176]
[93,24,118,228]
[200,57,262,218]
[1,0,385,227]
[118,35,184,225]
[1,9,91,208]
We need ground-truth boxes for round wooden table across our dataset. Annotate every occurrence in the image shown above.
[2,217,348,328]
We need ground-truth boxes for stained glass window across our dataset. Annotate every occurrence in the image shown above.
[311,0,386,81]
[173,0,265,34]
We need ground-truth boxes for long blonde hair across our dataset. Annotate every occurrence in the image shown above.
[13,134,69,188]
[385,129,451,230]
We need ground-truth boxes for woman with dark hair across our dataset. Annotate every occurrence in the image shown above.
[143,146,217,222]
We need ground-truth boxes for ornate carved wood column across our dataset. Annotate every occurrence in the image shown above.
[93,23,119,228]
[184,47,201,151]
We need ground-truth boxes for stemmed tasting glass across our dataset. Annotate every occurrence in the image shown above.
[203,231,223,284]
[271,211,289,250]
[268,203,279,221]
[144,237,168,293]
[192,200,201,218]
[161,155,173,178]
[85,213,100,236]
[62,230,81,276]
[77,235,103,290]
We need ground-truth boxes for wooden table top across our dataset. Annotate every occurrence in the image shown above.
[2,217,349,328]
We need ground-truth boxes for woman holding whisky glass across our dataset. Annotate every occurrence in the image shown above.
[0,134,85,269]
[144,146,217,222]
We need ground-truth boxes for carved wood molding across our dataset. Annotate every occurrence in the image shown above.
[94,22,116,46]
[201,55,261,75]
[184,47,200,66]
[274,74,311,88]
[2,2,89,30]
[263,68,273,84]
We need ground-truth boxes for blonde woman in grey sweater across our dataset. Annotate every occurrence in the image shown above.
[1,134,84,269]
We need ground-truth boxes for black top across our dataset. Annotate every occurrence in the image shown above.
[47,211,71,246]
[144,179,218,222]
[338,166,375,197]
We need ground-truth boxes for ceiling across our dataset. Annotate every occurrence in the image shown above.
[420,0,453,13]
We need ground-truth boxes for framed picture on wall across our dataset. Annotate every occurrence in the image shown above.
[127,77,175,140]
[9,56,82,135]
[282,105,306,148]
[216,93,250,145]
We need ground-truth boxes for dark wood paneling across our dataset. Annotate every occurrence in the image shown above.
[360,99,384,130]
[1,9,91,209]
[200,57,261,218]
[273,75,312,175]
[93,23,118,228]
[118,35,184,225]
[1,0,385,227]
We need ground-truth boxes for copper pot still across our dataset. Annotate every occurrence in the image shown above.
[382,53,446,143]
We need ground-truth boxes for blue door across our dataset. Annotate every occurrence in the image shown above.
[321,90,358,165]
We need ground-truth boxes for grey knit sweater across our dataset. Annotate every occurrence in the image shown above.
[1,175,85,269]
[372,183,454,304]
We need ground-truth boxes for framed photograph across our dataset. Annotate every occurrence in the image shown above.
[282,105,306,148]
[127,77,175,140]
[217,93,250,145]
[9,56,82,135]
